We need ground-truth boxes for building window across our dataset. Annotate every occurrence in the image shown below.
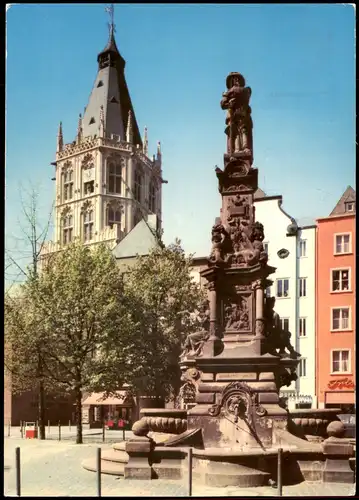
[64,170,73,201]
[299,240,307,257]
[108,162,122,194]
[84,181,94,195]
[299,278,307,297]
[149,180,156,213]
[84,210,94,242]
[134,208,142,227]
[335,234,351,254]
[108,205,122,227]
[134,168,143,204]
[63,215,73,245]
[345,202,355,212]
[280,318,289,332]
[299,318,307,337]
[331,269,350,292]
[263,242,269,255]
[332,307,350,331]
[299,358,307,377]
[265,286,271,297]
[276,279,289,298]
[331,350,350,374]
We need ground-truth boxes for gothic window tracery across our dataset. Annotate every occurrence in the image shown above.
[108,157,123,194]
[62,212,73,245]
[81,202,94,242]
[107,202,123,227]
[134,166,143,204]
[149,179,156,213]
[62,162,74,202]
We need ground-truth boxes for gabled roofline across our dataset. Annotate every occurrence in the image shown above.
[316,213,355,222]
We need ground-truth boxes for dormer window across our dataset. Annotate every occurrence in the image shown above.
[345,202,355,212]
[97,80,104,88]
[89,117,95,125]
[109,96,118,103]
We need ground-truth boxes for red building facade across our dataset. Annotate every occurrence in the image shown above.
[316,187,356,411]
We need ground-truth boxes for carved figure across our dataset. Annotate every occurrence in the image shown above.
[224,298,250,330]
[264,297,301,358]
[208,223,229,265]
[221,72,253,156]
[180,300,210,358]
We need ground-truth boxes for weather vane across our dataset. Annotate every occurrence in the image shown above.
[105,4,116,35]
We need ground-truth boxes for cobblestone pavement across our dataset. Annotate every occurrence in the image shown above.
[4,437,356,497]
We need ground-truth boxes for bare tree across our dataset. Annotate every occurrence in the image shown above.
[5,183,54,439]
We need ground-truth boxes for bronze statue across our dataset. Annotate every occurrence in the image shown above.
[180,300,210,358]
[221,72,253,157]
[264,297,300,359]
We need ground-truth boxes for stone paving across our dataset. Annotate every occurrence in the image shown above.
[4,437,356,497]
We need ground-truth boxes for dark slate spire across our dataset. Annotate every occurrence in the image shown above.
[81,5,142,145]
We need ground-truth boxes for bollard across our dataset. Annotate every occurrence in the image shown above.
[58,421,61,441]
[102,421,105,443]
[69,420,71,432]
[7,422,10,437]
[48,420,50,435]
[15,446,21,497]
[122,428,125,442]
[20,422,23,439]
[277,447,283,497]
[97,447,102,497]
[188,447,193,497]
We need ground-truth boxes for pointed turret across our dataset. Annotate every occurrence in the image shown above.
[126,110,133,144]
[156,141,162,167]
[81,6,142,144]
[57,122,63,152]
[76,114,83,144]
[143,127,148,156]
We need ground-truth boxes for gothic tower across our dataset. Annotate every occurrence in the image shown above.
[42,14,164,256]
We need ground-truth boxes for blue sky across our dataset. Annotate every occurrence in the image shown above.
[6,4,355,263]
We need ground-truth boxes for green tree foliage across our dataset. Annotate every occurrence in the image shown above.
[103,239,206,402]
[32,241,131,443]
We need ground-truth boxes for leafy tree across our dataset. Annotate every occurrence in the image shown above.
[101,239,206,403]
[32,241,132,444]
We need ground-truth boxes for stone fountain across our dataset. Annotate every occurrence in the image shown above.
[83,72,355,486]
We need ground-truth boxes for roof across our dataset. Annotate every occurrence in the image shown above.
[81,29,142,145]
[329,186,356,216]
[254,187,266,199]
[82,391,132,406]
[112,214,160,259]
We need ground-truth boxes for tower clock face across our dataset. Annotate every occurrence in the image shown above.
[84,167,94,181]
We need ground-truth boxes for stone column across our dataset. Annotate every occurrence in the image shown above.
[254,279,265,339]
[208,281,217,339]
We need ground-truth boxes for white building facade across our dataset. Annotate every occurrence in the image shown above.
[254,192,317,409]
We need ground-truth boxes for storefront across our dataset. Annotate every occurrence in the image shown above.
[324,377,355,413]
[279,391,313,410]
[82,391,135,429]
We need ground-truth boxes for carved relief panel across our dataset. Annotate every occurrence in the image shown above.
[222,292,253,333]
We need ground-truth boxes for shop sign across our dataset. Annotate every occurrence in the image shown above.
[328,377,355,390]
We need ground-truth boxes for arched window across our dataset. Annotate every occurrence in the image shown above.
[108,161,122,194]
[134,168,143,203]
[108,205,122,227]
[63,170,73,201]
[62,214,73,244]
[149,180,156,213]
[83,210,94,242]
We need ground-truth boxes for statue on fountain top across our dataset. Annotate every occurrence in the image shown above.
[221,72,253,160]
